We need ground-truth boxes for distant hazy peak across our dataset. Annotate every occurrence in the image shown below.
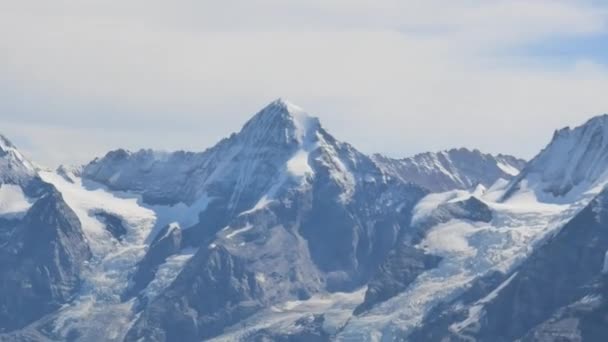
[373,148,525,193]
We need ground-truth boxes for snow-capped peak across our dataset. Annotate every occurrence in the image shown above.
[239,98,321,146]
[504,113,608,202]
[0,134,37,185]
[268,97,304,114]
[265,98,306,117]
[0,134,15,152]
[0,135,29,162]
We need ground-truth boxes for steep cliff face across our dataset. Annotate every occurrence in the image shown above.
[522,277,608,342]
[460,189,608,341]
[120,100,428,341]
[0,188,91,332]
[0,136,90,333]
[0,135,37,187]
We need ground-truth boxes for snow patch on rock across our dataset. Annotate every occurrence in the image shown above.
[497,162,520,176]
[287,150,313,177]
[0,184,34,218]
[225,223,254,239]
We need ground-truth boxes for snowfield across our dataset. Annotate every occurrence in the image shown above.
[0,184,34,218]
[39,171,199,341]
[337,176,593,340]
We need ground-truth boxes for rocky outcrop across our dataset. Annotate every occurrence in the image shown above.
[125,246,263,341]
[0,186,91,332]
[125,224,183,299]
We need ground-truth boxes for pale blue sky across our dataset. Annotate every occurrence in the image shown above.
[522,33,608,66]
[1,0,608,166]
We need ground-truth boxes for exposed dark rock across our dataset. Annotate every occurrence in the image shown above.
[124,246,263,342]
[355,244,441,315]
[522,276,608,342]
[0,186,91,333]
[94,211,127,241]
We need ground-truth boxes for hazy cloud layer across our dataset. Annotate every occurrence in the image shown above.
[1,0,608,166]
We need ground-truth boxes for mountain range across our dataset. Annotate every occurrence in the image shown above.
[0,99,606,341]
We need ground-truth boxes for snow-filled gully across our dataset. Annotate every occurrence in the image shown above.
[39,171,195,341]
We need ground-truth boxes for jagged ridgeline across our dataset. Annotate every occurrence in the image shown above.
[1,100,607,342]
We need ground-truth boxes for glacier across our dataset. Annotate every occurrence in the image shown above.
[2,101,608,342]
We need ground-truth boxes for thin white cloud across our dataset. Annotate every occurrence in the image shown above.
[0,0,607,166]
